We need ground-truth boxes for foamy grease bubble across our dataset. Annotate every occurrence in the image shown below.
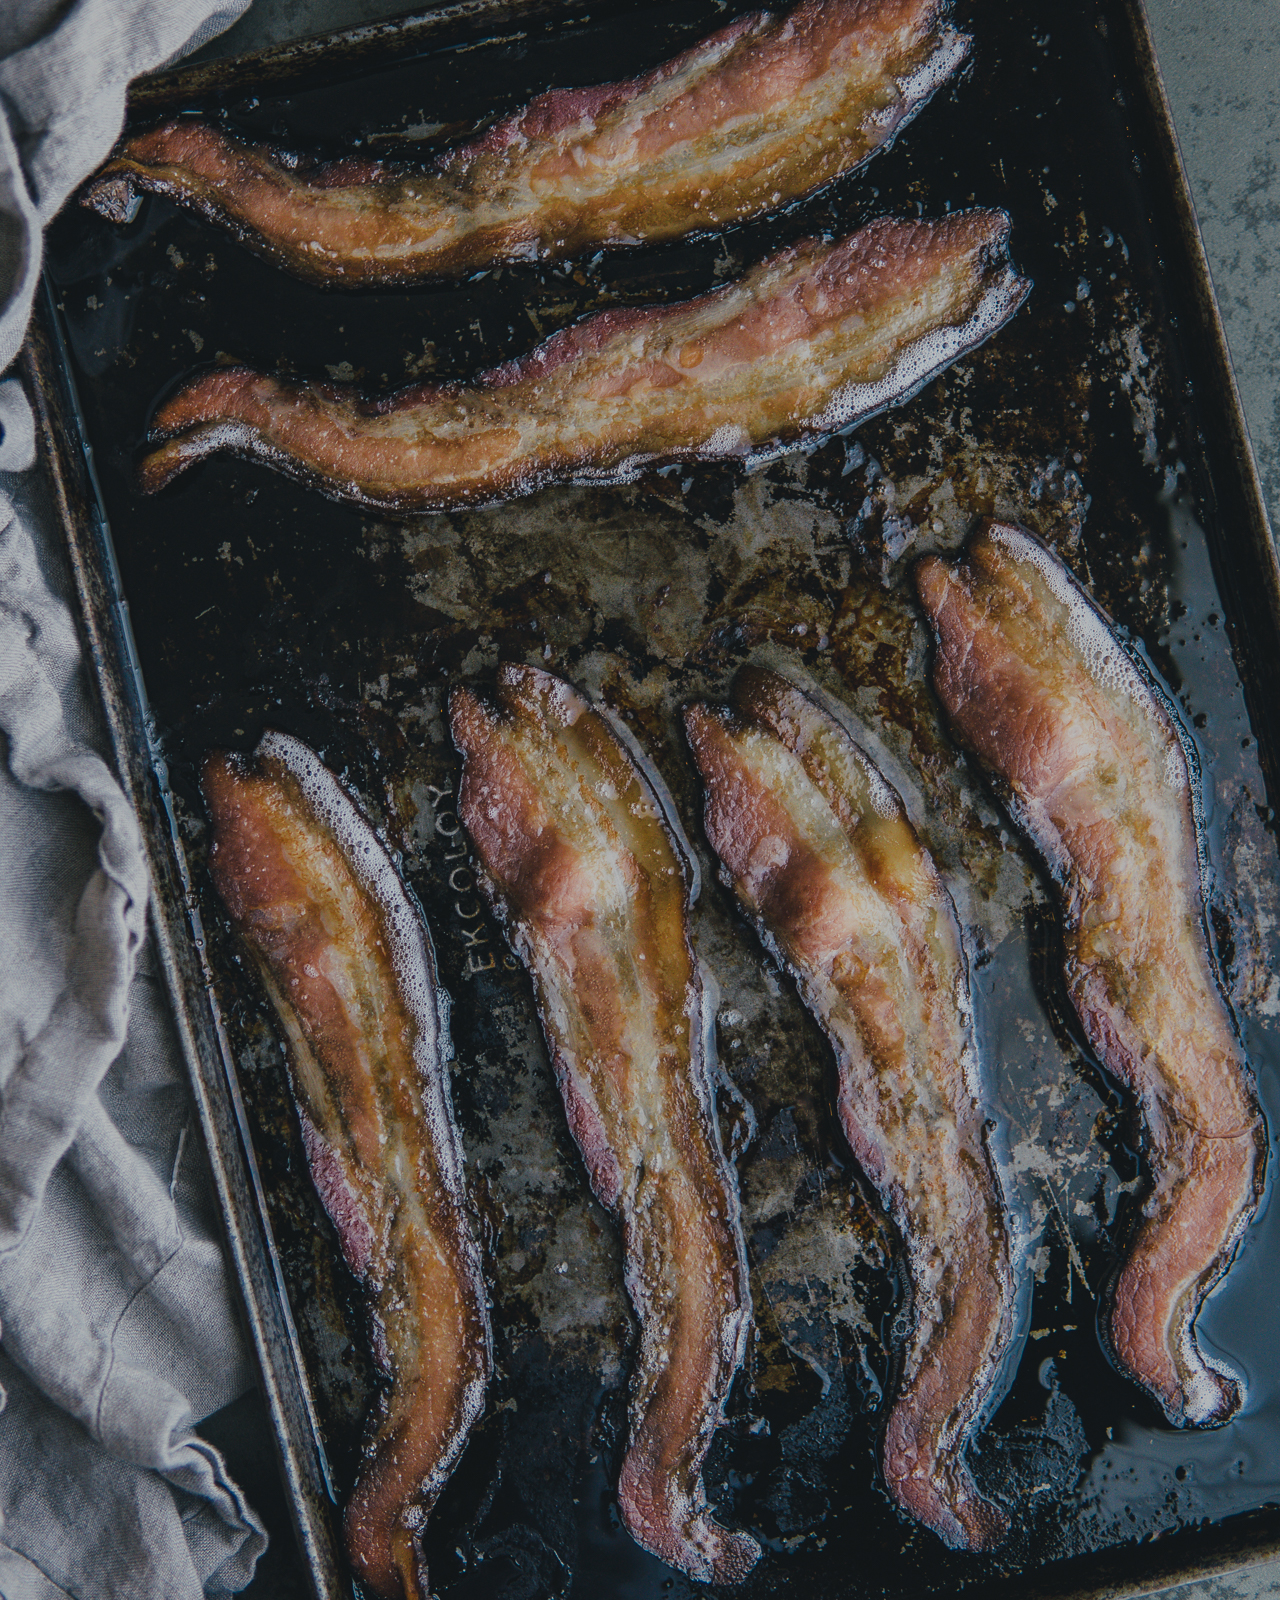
[985,524,1189,793]
[1177,1318,1243,1426]
[562,250,1030,488]
[257,729,468,1199]
[506,661,586,730]
[702,422,752,456]
[738,267,1032,473]
[853,745,902,822]
[891,27,971,115]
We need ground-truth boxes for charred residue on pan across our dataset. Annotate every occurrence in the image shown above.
[43,0,1280,1594]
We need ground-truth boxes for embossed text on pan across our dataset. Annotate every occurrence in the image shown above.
[33,0,1280,1594]
[203,734,492,1600]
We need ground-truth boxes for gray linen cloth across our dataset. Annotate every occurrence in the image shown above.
[0,2,277,1597]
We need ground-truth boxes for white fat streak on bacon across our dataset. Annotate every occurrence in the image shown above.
[449,663,760,1586]
[202,733,490,1600]
[916,523,1264,1428]
[685,669,1016,1551]
[141,211,1030,510]
[87,0,968,280]
[255,731,467,1194]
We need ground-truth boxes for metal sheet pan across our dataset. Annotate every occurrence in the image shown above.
[23,0,1280,1595]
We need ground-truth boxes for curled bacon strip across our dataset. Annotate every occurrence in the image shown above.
[202,733,491,1600]
[449,664,759,1585]
[685,667,1016,1550]
[138,211,1029,509]
[84,0,968,284]
[916,522,1265,1427]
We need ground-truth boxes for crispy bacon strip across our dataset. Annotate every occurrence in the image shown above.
[449,664,759,1585]
[138,210,1028,510]
[84,0,968,284]
[916,522,1265,1427]
[202,733,491,1600]
[685,667,1015,1550]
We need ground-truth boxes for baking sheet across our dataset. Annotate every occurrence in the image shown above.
[31,0,1280,1594]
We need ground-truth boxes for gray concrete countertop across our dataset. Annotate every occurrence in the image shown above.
[1146,0,1280,548]
[193,3,1280,1596]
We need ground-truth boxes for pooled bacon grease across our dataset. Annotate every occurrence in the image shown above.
[83,0,969,283]
[448,663,760,1586]
[684,667,1017,1551]
[137,210,1029,511]
[201,732,491,1600]
[915,522,1265,1428]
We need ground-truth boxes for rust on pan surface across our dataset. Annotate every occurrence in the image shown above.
[40,0,1280,1596]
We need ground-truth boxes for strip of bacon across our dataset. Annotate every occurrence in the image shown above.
[138,210,1029,509]
[84,0,968,284]
[685,667,1016,1550]
[448,663,759,1585]
[202,732,491,1600]
[915,522,1265,1427]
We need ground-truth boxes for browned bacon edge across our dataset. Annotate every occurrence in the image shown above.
[201,731,492,1599]
[137,210,1029,511]
[448,663,760,1585]
[915,521,1266,1427]
[684,666,1017,1549]
[83,0,968,284]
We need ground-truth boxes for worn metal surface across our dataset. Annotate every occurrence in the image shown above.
[31,0,1280,1595]
[20,304,345,1600]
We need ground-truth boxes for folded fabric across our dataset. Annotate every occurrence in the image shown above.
[0,3,263,1596]
[0,382,265,1598]
[0,0,251,376]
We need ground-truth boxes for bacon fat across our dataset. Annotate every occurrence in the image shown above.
[915,522,1265,1427]
[448,663,759,1585]
[202,733,491,1600]
[685,667,1016,1550]
[138,210,1029,510]
[84,0,968,284]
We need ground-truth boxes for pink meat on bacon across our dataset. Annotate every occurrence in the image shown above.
[449,663,759,1586]
[84,0,969,282]
[137,210,1029,510]
[916,522,1265,1427]
[203,732,491,1600]
[685,666,1017,1550]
